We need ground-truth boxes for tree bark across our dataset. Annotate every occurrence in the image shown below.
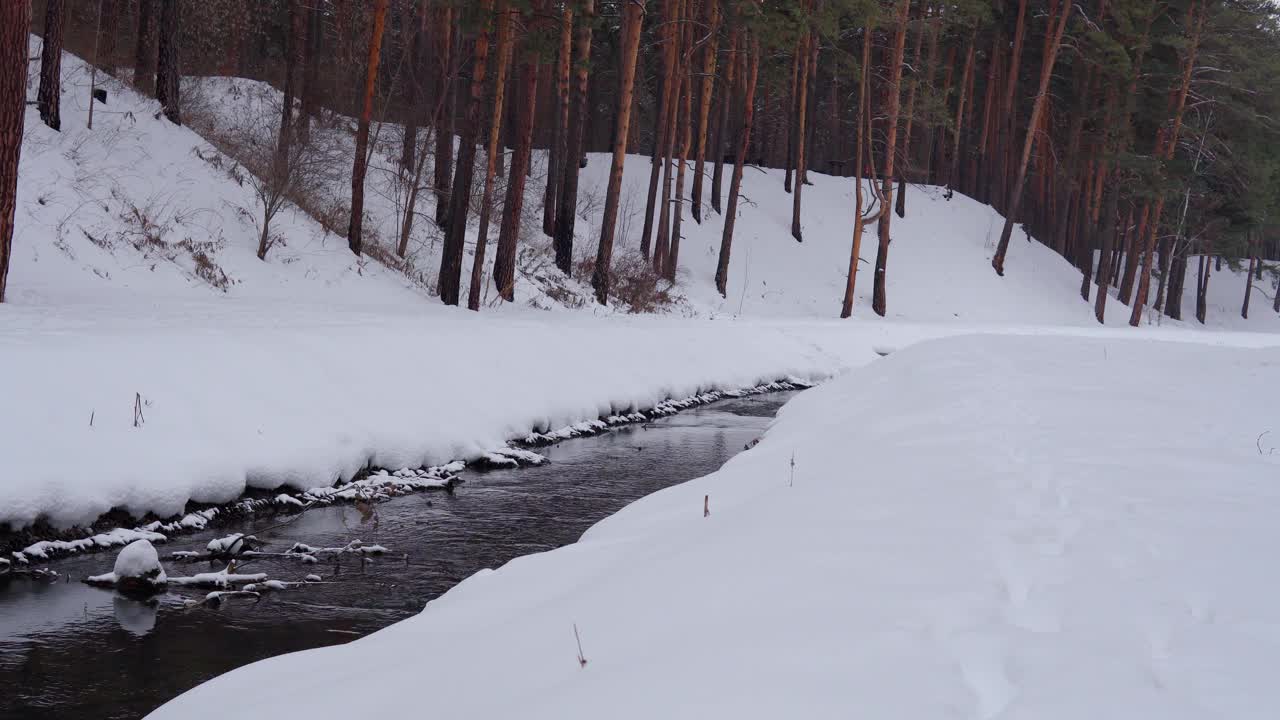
[543,3,574,237]
[434,7,456,230]
[641,0,682,259]
[37,0,65,132]
[947,35,976,197]
[155,0,181,125]
[666,27,694,280]
[133,0,156,96]
[493,0,546,302]
[714,31,759,298]
[871,0,911,317]
[0,0,30,303]
[593,0,647,305]
[347,0,389,257]
[710,24,739,215]
[841,26,873,319]
[991,0,1072,276]
[690,0,720,224]
[791,16,812,241]
[470,1,517,311]
[401,2,427,172]
[896,5,928,218]
[438,0,498,306]
[554,0,595,275]
[273,0,303,190]
[1243,250,1256,319]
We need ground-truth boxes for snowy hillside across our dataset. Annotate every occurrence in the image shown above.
[7,45,1277,329]
[149,334,1280,720]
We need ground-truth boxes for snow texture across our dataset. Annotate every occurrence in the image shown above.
[150,335,1280,720]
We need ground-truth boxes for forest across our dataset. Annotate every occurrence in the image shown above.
[3,0,1280,325]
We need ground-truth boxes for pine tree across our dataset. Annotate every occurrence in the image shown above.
[0,0,29,303]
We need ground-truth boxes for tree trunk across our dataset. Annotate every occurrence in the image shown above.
[1094,172,1120,324]
[99,0,119,76]
[690,0,720,224]
[996,0,1028,210]
[0,0,30,303]
[434,8,456,230]
[666,32,694,280]
[1243,251,1256,319]
[896,5,929,218]
[1130,0,1205,326]
[347,0,389,257]
[642,0,682,259]
[401,3,427,172]
[791,17,812,242]
[438,0,498,306]
[991,0,1072,276]
[37,0,65,132]
[470,1,517,311]
[784,33,801,195]
[133,0,156,97]
[543,3,574,237]
[947,35,976,197]
[298,2,320,143]
[841,26,873,319]
[493,1,546,303]
[710,24,739,215]
[155,0,181,125]
[714,32,759,298]
[274,0,303,186]
[871,0,911,318]
[553,0,595,275]
[592,0,646,305]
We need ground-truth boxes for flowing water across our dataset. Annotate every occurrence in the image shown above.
[0,392,797,720]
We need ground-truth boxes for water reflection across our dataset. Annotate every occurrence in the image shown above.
[0,393,795,720]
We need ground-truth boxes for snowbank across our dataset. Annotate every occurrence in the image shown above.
[148,333,1280,719]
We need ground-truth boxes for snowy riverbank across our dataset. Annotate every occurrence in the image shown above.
[147,332,1280,719]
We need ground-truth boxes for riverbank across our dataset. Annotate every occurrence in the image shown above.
[0,377,809,561]
[149,333,1280,720]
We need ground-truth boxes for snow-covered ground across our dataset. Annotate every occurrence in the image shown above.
[5,40,1280,535]
[147,333,1280,719]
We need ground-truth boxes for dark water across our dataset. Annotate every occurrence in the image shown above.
[0,392,796,720]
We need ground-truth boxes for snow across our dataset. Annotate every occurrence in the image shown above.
[5,42,1280,539]
[167,569,268,588]
[149,334,1280,719]
[15,527,167,563]
[85,538,166,588]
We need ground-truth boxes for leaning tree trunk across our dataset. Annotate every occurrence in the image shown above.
[493,0,546,303]
[841,26,873,319]
[438,0,498,306]
[155,0,181,125]
[134,0,157,96]
[871,0,911,317]
[554,0,596,275]
[469,1,516,312]
[690,0,720,224]
[347,0,389,257]
[37,0,65,132]
[0,0,30,303]
[991,0,1073,276]
[713,32,760,298]
[592,0,646,305]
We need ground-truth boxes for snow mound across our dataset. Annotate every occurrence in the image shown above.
[86,538,166,590]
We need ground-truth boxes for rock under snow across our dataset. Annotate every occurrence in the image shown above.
[86,539,167,593]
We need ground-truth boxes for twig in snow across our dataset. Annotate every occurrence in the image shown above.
[703,495,710,518]
[574,624,588,668]
[790,452,796,488]
[1257,431,1275,455]
[133,393,145,428]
